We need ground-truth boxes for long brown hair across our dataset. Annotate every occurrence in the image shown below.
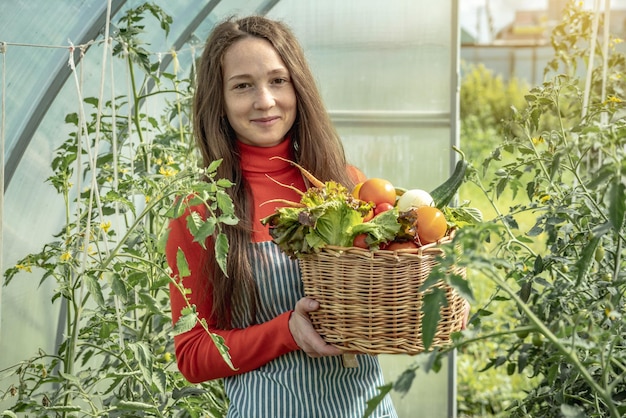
[193,15,355,329]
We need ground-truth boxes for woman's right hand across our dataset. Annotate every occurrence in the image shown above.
[288,297,344,358]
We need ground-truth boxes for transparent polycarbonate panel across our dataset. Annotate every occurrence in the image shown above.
[341,125,452,190]
[269,0,453,113]
[269,2,458,416]
[0,0,106,162]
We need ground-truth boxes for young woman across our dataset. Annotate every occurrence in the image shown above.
[166,15,398,418]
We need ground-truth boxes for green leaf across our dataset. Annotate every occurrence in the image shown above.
[209,332,236,371]
[576,235,601,286]
[216,189,235,215]
[421,288,447,350]
[206,158,222,175]
[152,368,167,394]
[351,209,400,245]
[176,248,191,278]
[157,227,169,254]
[214,232,229,276]
[64,112,79,125]
[104,190,135,214]
[393,368,416,397]
[362,384,392,418]
[172,307,198,336]
[216,178,234,188]
[138,292,160,314]
[448,272,473,301]
[110,273,128,303]
[115,401,158,412]
[533,255,544,274]
[129,342,154,387]
[84,275,105,308]
[310,201,363,247]
[608,178,625,231]
[186,211,205,242]
[192,217,216,248]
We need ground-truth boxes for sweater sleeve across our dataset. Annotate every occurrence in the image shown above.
[347,165,367,184]
[166,205,300,383]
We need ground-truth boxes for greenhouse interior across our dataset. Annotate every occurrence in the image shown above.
[2,0,626,417]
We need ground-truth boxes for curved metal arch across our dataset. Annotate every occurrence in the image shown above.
[4,0,282,192]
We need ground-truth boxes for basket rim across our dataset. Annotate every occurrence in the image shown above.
[304,233,454,259]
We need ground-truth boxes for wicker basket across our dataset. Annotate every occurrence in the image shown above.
[299,238,466,355]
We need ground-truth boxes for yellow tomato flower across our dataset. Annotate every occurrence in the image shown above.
[531,136,544,145]
[100,221,112,233]
[60,251,73,262]
[159,166,178,177]
[16,263,32,272]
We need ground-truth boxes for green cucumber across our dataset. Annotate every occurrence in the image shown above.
[430,147,468,209]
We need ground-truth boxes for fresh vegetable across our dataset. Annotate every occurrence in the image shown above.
[261,153,481,256]
[355,178,396,206]
[396,206,448,245]
[414,206,448,244]
[430,146,469,209]
[374,202,395,216]
[395,188,434,211]
[261,159,400,257]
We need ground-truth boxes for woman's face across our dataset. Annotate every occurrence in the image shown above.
[222,37,297,147]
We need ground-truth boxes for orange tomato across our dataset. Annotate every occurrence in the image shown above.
[415,206,447,244]
[358,178,396,206]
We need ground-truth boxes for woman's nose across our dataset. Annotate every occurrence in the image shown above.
[254,86,276,109]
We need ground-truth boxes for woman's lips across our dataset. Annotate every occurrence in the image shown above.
[252,116,279,126]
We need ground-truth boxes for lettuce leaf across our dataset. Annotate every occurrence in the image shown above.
[261,181,399,257]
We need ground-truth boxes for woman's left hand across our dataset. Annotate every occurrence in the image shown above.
[288,297,344,358]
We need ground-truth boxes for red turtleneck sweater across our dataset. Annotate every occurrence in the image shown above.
[166,138,365,383]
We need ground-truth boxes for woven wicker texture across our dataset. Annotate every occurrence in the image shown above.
[299,240,466,355]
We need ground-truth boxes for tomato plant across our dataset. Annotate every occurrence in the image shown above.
[447,4,626,417]
[0,5,230,417]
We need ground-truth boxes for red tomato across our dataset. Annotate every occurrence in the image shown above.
[358,178,396,206]
[374,202,394,216]
[352,233,369,249]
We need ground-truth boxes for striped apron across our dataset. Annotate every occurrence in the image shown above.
[225,241,398,418]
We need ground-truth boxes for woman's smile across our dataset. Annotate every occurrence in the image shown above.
[222,37,297,147]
